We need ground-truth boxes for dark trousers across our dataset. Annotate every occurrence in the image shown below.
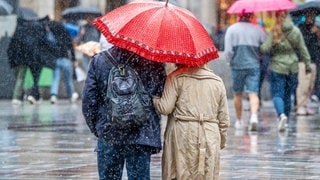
[29,66,41,100]
[96,138,151,180]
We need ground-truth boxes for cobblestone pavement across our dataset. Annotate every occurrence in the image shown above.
[0,99,319,180]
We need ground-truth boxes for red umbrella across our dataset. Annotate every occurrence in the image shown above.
[227,0,297,14]
[94,0,219,66]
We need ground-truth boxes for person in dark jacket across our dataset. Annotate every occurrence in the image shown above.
[82,46,166,180]
[7,16,56,104]
[296,10,320,115]
[47,21,79,104]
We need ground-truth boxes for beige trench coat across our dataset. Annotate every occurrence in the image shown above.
[153,65,230,180]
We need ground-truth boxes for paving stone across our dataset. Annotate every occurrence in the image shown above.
[0,99,319,179]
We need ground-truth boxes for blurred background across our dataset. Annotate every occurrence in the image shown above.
[0,0,312,99]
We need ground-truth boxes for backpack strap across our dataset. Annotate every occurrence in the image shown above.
[104,49,135,67]
[104,49,118,67]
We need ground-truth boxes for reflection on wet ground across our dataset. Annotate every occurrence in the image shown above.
[0,100,319,179]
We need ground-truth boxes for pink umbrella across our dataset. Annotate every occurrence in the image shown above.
[227,0,297,14]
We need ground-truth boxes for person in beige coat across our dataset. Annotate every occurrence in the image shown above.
[153,64,230,180]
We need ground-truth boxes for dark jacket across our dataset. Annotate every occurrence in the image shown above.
[299,23,320,64]
[48,21,76,61]
[7,16,56,69]
[82,46,166,153]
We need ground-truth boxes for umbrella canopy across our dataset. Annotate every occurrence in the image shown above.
[61,6,102,21]
[227,0,297,14]
[94,0,219,66]
[0,0,13,16]
[290,0,320,17]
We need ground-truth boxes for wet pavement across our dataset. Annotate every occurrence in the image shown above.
[0,99,320,180]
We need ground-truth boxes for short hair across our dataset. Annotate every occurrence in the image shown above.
[239,12,253,22]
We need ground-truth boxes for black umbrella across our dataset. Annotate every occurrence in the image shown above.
[0,0,13,15]
[61,6,101,21]
[290,0,320,17]
[17,7,38,19]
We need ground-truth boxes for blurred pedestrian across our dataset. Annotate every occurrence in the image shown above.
[47,21,79,104]
[152,64,230,179]
[296,10,320,115]
[260,10,312,131]
[224,12,267,131]
[8,16,56,105]
[76,15,101,72]
[82,46,166,180]
[7,24,27,105]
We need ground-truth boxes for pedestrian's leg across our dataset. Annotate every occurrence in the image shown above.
[246,68,260,113]
[232,69,245,129]
[248,93,259,131]
[232,69,246,130]
[314,63,320,98]
[12,66,27,101]
[50,59,61,97]
[272,73,293,132]
[61,58,74,98]
[246,68,260,131]
[234,93,243,120]
[296,63,309,114]
[126,145,151,180]
[29,66,42,101]
[248,93,259,115]
[309,63,317,94]
[270,71,285,116]
[96,138,124,180]
[284,73,298,118]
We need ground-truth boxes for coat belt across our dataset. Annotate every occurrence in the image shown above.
[174,114,218,124]
[174,113,217,175]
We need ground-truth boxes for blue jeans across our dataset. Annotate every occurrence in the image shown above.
[96,138,151,180]
[270,71,298,117]
[50,58,74,98]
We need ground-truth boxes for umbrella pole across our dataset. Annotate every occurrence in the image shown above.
[165,0,169,6]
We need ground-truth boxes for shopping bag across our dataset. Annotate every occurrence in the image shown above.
[74,67,86,82]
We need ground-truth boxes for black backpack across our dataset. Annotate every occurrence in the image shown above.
[104,51,151,130]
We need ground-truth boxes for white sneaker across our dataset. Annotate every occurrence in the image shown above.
[12,99,22,105]
[50,96,57,104]
[70,92,79,103]
[27,96,37,105]
[235,120,243,130]
[278,114,287,132]
[249,114,258,131]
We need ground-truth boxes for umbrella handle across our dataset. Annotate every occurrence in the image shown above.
[165,0,169,6]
